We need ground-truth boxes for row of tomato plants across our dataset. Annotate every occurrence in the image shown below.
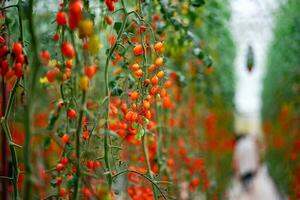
[0,0,235,199]
[262,0,300,199]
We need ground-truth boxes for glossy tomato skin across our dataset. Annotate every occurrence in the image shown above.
[12,42,23,55]
[56,11,67,26]
[62,134,70,144]
[69,0,83,30]
[61,42,75,59]
[67,109,77,119]
[133,44,143,55]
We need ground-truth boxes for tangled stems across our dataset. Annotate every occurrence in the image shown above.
[73,91,87,200]
[142,133,159,200]
[112,169,167,200]
[0,0,24,199]
[0,79,20,200]
[103,1,128,189]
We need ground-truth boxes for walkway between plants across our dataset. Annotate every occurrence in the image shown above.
[229,0,282,199]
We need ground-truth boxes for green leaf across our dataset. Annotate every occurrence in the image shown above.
[193,48,204,59]
[114,22,122,33]
[191,0,205,7]
[132,122,138,129]
[109,80,117,89]
[111,87,123,96]
[50,179,57,187]
[43,136,51,148]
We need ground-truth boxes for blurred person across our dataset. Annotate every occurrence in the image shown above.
[233,133,260,192]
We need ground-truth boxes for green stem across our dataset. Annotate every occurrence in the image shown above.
[0,4,18,10]
[73,91,86,200]
[1,80,20,200]
[0,1,24,198]
[155,99,163,168]
[142,134,159,200]
[17,0,23,43]
[112,169,167,200]
[103,5,128,189]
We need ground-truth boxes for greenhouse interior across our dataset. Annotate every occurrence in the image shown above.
[0,0,299,199]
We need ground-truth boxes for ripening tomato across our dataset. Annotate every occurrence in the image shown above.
[151,76,159,85]
[59,188,67,197]
[63,68,72,80]
[145,110,151,119]
[0,36,6,44]
[69,0,83,16]
[79,19,94,37]
[167,159,175,167]
[67,109,77,119]
[40,50,50,64]
[162,97,172,108]
[130,91,139,101]
[160,88,167,97]
[81,188,91,197]
[164,80,172,88]
[61,42,75,58]
[79,76,90,91]
[56,163,64,171]
[62,134,70,144]
[84,65,97,79]
[113,68,122,75]
[155,57,164,67]
[131,103,137,111]
[15,54,25,64]
[143,101,150,110]
[148,64,156,72]
[86,160,94,169]
[150,86,159,95]
[87,35,102,55]
[14,62,22,77]
[131,63,140,71]
[1,59,9,76]
[154,42,163,52]
[69,0,83,29]
[105,0,115,11]
[82,130,89,141]
[56,11,67,26]
[12,42,22,55]
[144,79,151,84]
[157,70,164,79]
[94,161,101,168]
[53,33,60,42]
[61,157,68,166]
[140,25,147,33]
[0,45,8,57]
[105,16,113,25]
[133,44,143,55]
[125,111,133,121]
[134,69,143,77]
[131,112,138,122]
[56,176,63,186]
[46,69,59,83]
[66,59,73,68]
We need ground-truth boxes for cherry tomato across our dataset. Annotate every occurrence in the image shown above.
[56,11,67,26]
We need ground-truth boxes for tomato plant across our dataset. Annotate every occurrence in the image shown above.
[0,0,236,199]
[262,0,300,199]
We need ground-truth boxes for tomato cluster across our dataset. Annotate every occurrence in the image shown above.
[0,38,26,86]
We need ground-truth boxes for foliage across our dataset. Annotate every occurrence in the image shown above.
[262,0,300,199]
[0,0,236,199]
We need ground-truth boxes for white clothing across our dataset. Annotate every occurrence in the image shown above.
[234,136,258,175]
